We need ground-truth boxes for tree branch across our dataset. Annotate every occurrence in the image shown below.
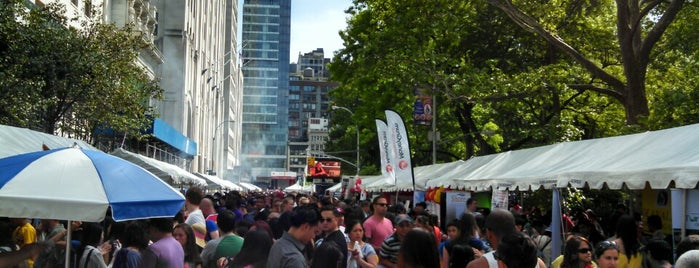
[485,0,627,92]
[639,0,685,65]
[568,84,625,102]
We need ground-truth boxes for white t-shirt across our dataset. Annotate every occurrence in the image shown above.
[483,251,540,268]
[185,208,205,226]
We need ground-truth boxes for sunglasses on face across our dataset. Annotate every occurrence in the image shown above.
[578,248,592,254]
[374,203,388,207]
[320,218,334,223]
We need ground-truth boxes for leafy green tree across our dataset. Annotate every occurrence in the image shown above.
[0,0,161,142]
[328,0,699,171]
[485,0,688,125]
[328,0,596,165]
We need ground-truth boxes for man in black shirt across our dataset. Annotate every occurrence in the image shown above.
[316,205,348,267]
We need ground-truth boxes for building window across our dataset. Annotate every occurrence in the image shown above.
[84,0,91,17]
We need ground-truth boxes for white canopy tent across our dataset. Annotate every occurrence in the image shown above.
[421,123,699,262]
[363,161,466,192]
[111,148,207,187]
[325,182,343,193]
[238,182,263,192]
[425,123,699,191]
[195,173,243,191]
[283,183,314,193]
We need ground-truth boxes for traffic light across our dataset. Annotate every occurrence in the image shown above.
[307,156,315,166]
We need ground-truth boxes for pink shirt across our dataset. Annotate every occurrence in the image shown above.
[363,216,394,249]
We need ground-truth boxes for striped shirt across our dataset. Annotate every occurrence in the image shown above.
[378,233,401,264]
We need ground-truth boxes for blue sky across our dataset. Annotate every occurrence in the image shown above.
[289,0,353,62]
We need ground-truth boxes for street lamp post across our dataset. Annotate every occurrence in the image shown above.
[211,120,235,175]
[331,105,360,177]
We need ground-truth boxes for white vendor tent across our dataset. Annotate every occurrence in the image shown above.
[425,123,699,191]
[195,173,243,191]
[283,183,314,193]
[111,148,207,187]
[364,161,466,192]
[239,182,263,192]
[325,182,343,193]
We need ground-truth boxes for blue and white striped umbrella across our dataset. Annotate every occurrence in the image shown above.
[0,147,185,222]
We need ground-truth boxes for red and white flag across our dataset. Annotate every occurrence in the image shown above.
[376,119,395,184]
[385,110,415,188]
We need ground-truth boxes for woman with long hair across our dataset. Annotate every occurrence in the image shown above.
[441,212,483,268]
[112,221,149,268]
[344,220,378,268]
[613,215,643,268]
[226,229,273,268]
[558,235,596,268]
[173,223,203,268]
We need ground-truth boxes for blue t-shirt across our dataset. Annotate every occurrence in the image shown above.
[205,220,218,241]
[112,248,141,268]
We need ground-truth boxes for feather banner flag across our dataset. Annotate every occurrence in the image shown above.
[385,110,415,189]
[376,119,395,185]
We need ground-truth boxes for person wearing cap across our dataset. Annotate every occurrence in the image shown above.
[378,214,413,268]
[201,210,243,268]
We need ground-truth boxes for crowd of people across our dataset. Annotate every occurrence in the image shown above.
[2,187,699,268]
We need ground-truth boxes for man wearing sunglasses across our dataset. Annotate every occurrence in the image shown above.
[363,197,394,251]
[315,205,348,268]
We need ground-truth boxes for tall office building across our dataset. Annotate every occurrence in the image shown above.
[240,0,291,184]
[287,50,338,189]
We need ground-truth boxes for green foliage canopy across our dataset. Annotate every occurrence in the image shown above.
[0,0,162,142]
[327,0,699,170]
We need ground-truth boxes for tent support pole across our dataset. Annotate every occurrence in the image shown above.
[65,220,71,268]
[682,189,687,238]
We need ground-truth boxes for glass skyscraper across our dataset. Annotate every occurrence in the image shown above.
[240,0,291,183]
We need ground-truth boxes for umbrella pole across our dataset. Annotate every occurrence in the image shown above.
[65,220,71,268]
